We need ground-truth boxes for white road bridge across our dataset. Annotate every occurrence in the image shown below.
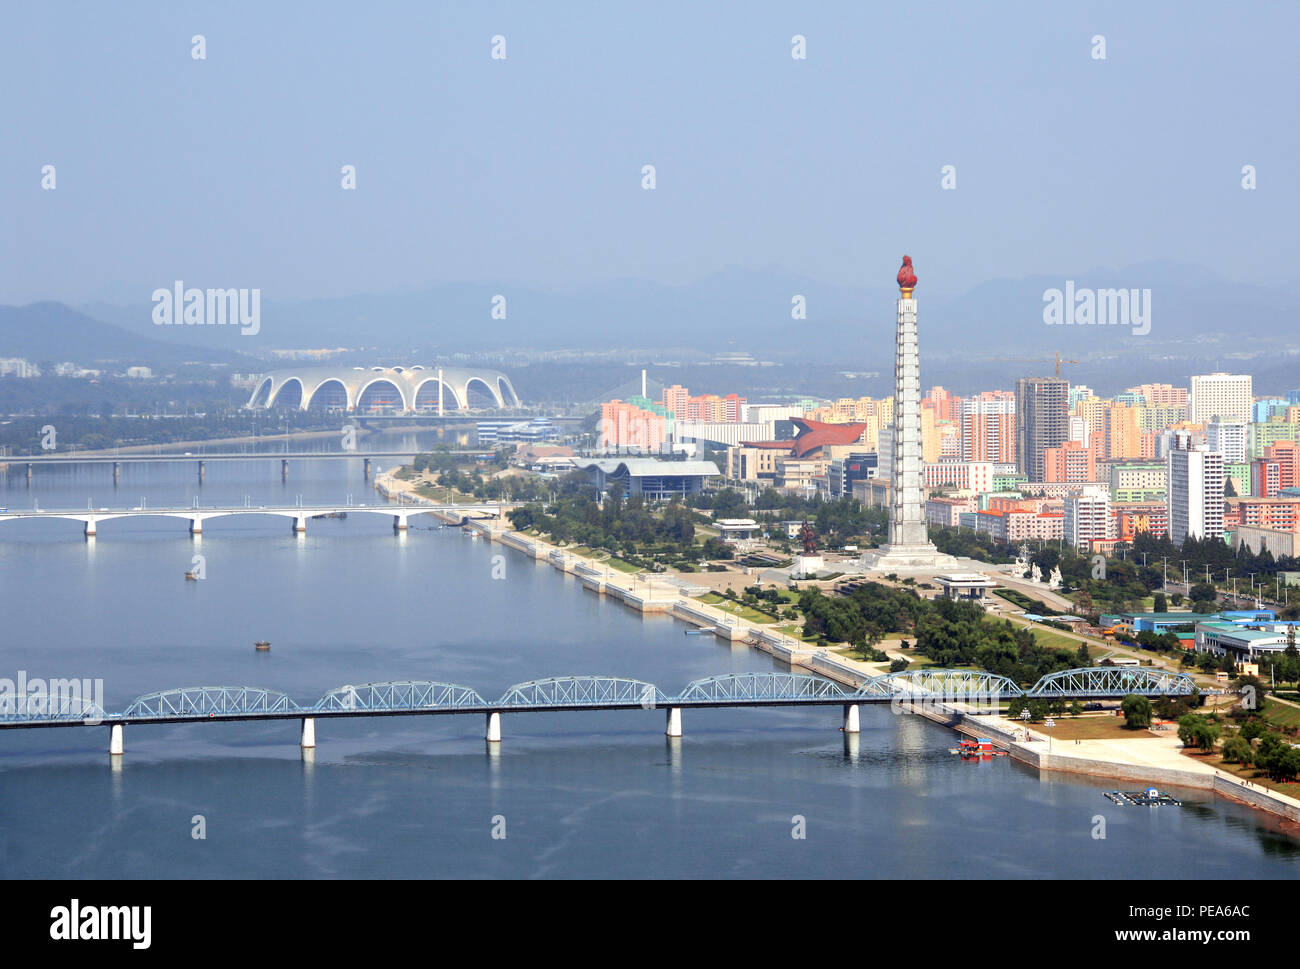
[0,503,506,537]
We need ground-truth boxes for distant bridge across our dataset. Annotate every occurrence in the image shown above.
[0,668,1199,755]
[0,502,506,537]
[0,450,488,482]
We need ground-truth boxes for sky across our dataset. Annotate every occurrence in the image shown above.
[2,0,1297,307]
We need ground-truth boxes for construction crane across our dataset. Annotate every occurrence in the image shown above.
[1054,352,1078,378]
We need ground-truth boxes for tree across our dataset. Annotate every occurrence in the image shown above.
[1177,714,1220,750]
[1221,734,1253,765]
[701,537,733,560]
[1121,694,1153,729]
[1153,592,1168,613]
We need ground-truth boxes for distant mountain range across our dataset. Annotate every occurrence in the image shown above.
[0,302,260,370]
[2,262,1296,389]
[72,262,1299,362]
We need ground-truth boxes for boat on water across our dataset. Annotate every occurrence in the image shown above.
[254,641,271,651]
[1104,787,1181,806]
[184,571,198,581]
[684,628,715,636]
[950,737,1007,757]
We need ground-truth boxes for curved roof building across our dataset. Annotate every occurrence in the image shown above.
[246,365,521,413]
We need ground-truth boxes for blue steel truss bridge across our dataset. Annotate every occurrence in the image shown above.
[0,667,1198,756]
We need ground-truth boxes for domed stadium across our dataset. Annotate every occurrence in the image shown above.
[246,365,521,413]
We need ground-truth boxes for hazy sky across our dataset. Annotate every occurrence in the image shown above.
[2,1,1296,306]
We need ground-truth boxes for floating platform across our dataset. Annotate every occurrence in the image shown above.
[1104,788,1181,806]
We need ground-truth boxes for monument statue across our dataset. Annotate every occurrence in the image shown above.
[799,520,817,555]
[1012,544,1032,579]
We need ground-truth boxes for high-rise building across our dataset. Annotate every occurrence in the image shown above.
[1043,440,1096,483]
[1189,373,1253,423]
[1250,459,1279,499]
[1015,376,1069,482]
[1167,438,1225,546]
[1103,403,1144,460]
[1206,418,1249,464]
[1265,440,1299,490]
[1064,487,1112,551]
[960,391,1016,464]
[1126,383,1189,411]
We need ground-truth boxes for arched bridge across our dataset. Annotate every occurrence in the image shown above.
[0,502,505,538]
[0,666,1201,755]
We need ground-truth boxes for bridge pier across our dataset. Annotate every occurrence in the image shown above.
[109,723,123,756]
[843,703,860,734]
[26,463,33,482]
[293,515,307,534]
[281,459,289,481]
[300,717,316,748]
[197,460,205,483]
[485,711,502,743]
[112,461,120,483]
[189,517,203,536]
[665,707,682,738]
[363,457,371,479]
[393,514,407,532]
[83,518,97,538]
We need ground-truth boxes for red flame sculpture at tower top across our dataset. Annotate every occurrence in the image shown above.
[897,255,917,291]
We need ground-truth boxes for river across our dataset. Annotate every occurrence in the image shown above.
[1,433,1297,878]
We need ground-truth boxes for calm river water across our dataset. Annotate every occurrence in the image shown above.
[1,434,1297,878]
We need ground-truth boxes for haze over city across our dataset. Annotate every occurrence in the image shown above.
[3,0,1299,918]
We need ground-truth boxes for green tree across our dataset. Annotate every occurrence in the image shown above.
[1221,734,1253,765]
[1121,694,1153,729]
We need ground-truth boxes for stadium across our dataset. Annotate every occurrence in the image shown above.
[246,365,521,413]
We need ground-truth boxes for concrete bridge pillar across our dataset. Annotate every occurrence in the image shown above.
[112,461,121,483]
[83,517,97,538]
[26,463,33,482]
[485,711,502,743]
[189,517,203,536]
[293,515,307,534]
[300,717,316,749]
[109,723,124,756]
[843,703,860,734]
[281,459,290,481]
[393,514,408,531]
[197,460,205,483]
[363,457,371,479]
[665,707,682,738]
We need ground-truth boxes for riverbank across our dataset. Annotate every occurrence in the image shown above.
[0,428,355,465]
[373,470,1300,825]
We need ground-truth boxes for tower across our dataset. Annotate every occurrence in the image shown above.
[860,257,958,573]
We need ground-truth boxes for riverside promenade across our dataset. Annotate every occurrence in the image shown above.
[374,472,1300,825]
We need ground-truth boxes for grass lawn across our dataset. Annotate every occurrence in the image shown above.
[892,653,938,668]
[1034,716,1158,741]
[605,556,642,574]
[700,593,776,624]
[986,614,1082,654]
[1259,698,1300,732]
[1028,626,1085,652]
[774,623,821,642]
